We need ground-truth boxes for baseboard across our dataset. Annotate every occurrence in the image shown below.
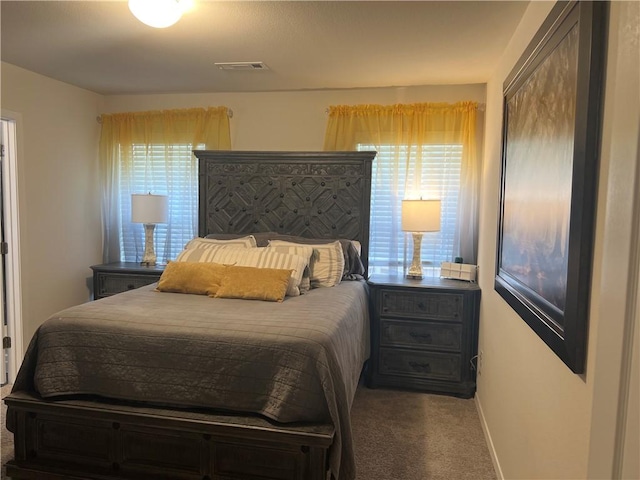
[475,392,504,480]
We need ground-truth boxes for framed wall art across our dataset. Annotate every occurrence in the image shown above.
[495,1,607,373]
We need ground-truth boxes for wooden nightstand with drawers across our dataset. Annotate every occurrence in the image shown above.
[366,274,481,398]
[91,262,165,300]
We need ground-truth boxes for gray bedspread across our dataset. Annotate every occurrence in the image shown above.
[12,280,370,480]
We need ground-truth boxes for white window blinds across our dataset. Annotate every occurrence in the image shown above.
[361,144,462,275]
[119,143,204,263]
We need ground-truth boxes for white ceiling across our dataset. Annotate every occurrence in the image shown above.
[1,1,530,95]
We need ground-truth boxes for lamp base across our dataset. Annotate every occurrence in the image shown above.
[406,232,424,280]
[140,223,157,266]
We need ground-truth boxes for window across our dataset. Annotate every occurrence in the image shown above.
[360,144,462,275]
[119,143,204,263]
[99,107,231,265]
[324,101,478,269]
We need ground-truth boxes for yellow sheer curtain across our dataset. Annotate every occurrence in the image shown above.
[323,101,479,269]
[99,107,231,263]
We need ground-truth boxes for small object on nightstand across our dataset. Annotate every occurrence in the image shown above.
[366,274,481,398]
[440,262,478,282]
[90,262,165,300]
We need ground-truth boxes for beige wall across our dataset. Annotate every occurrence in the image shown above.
[476,2,640,479]
[102,84,486,151]
[1,62,103,351]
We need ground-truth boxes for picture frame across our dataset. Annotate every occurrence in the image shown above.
[494,1,607,373]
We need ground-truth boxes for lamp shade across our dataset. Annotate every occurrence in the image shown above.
[401,199,441,232]
[131,194,168,224]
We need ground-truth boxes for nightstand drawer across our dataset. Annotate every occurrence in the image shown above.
[380,320,462,352]
[379,348,462,382]
[380,290,463,321]
[97,273,158,297]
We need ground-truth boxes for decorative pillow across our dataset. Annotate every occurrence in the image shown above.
[268,240,344,288]
[205,232,277,245]
[265,244,314,293]
[264,235,363,279]
[185,236,257,249]
[215,266,291,302]
[176,246,308,297]
[176,245,229,263]
[156,261,227,296]
[351,240,362,256]
[205,232,365,279]
[343,240,365,280]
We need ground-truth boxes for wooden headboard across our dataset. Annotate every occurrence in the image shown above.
[194,150,375,272]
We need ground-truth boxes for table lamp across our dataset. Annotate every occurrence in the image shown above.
[402,199,441,279]
[131,193,168,266]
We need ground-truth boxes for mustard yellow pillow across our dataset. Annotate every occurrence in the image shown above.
[215,266,292,302]
[156,261,227,296]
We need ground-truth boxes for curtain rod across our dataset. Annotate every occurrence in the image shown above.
[96,108,234,124]
[324,103,486,114]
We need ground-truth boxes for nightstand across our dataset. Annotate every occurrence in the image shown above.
[90,262,165,300]
[366,274,481,398]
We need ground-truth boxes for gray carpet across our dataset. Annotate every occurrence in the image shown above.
[1,384,496,480]
[350,387,496,479]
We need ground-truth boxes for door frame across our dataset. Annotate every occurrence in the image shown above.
[1,110,24,383]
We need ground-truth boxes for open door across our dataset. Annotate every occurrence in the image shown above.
[0,116,22,384]
[0,125,8,384]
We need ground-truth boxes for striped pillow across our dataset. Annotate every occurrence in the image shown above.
[265,244,314,293]
[176,247,308,297]
[268,240,344,288]
[185,236,257,249]
[176,245,227,263]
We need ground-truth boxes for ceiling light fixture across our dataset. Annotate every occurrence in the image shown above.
[129,0,191,29]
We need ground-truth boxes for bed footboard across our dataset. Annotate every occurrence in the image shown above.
[5,391,334,480]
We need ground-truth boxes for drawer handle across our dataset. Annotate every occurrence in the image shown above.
[409,332,432,343]
[409,361,431,373]
[127,284,135,290]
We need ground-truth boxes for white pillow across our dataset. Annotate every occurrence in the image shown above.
[176,246,308,297]
[265,244,314,293]
[185,236,257,249]
[176,245,228,263]
[268,240,344,288]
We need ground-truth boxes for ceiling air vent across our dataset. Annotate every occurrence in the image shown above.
[214,62,269,71]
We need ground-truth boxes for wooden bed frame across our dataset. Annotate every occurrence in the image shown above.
[4,150,375,480]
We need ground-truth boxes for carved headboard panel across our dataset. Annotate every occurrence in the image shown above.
[195,150,375,272]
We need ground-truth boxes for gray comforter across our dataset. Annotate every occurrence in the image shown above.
[12,280,370,480]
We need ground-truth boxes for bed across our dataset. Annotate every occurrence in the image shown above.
[4,150,375,480]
